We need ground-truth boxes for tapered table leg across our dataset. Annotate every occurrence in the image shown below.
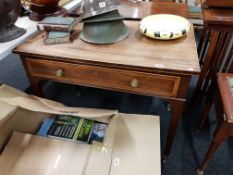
[197,123,228,173]
[163,98,186,161]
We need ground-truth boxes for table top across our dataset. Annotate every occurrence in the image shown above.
[14,20,200,75]
[204,7,233,26]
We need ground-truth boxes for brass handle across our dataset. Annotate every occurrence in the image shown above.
[131,79,139,88]
[56,69,64,77]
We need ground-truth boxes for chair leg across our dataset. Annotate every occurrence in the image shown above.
[196,83,215,132]
[191,31,220,106]
[197,123,228,173]
[198,27,207,60]
[196,98,212,132]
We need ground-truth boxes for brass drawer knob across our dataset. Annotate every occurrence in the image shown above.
[56,69,64,77]
[131,79,139,88]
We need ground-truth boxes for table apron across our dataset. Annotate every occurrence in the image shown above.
[22,57,191,99]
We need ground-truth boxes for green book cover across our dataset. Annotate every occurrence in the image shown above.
[48,122,77,139]
[189,6,202,14]
[77,119,94,142]
[37,16,78,32]
[47,31,70,39]
[47,115,94,143]
[47,115,81,140]
[40,16,77,26]
[55,115,81,124]
[43,31,74,45]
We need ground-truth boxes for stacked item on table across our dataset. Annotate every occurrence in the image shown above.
[79,0,129,44]
[37,16,79,45]
[189,5,203,19]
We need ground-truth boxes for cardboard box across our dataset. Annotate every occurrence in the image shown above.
[0,84,161,175]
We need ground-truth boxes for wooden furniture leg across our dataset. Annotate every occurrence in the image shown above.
[197,123,228,175]
[197,73,233,174]
[198,27,208,62]
[28,77,44,97]
[222,44,233,73]
[196,84,214,132]
[163,98,186,161]
[21,57,44,97]
[201,32,230,93]
[191,31,220,105]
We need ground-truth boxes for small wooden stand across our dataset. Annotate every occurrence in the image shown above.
[197,73,233,174]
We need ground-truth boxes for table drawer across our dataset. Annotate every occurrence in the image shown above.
[26,58,180,97]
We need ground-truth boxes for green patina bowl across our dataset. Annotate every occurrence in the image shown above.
[80,10,129,44]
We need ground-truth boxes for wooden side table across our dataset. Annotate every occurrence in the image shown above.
[197,73,233,175]
[192,7,233,104]
[13,3,200,159]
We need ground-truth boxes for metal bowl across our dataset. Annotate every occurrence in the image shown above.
[81,0,120,19]
[80,19,129,44]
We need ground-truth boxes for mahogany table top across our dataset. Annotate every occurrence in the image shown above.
[14,20,200,75]
[204,7,233,26]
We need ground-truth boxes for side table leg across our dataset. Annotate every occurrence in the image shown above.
[29,77,44,97]
[196,81,215,132]
[197,123,228,173]
[20,58,44,97]
[163,98,186,160]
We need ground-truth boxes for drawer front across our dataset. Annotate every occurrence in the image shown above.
[26,58,180,97]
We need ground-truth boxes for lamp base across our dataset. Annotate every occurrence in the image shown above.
[0,24,26,43]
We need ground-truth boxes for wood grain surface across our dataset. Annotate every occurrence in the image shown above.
[26,58,181,97]
[14,21,200,75]
[205,0,233,8]
[204,8,233,26]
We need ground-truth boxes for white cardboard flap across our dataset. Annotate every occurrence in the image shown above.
[0,85,27,128]
[110,114,161,175]
[84,115,119,175]
[0,84,117,154]
[0,132,92,175]
[0,85,161,175]
[0,85,118,123]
